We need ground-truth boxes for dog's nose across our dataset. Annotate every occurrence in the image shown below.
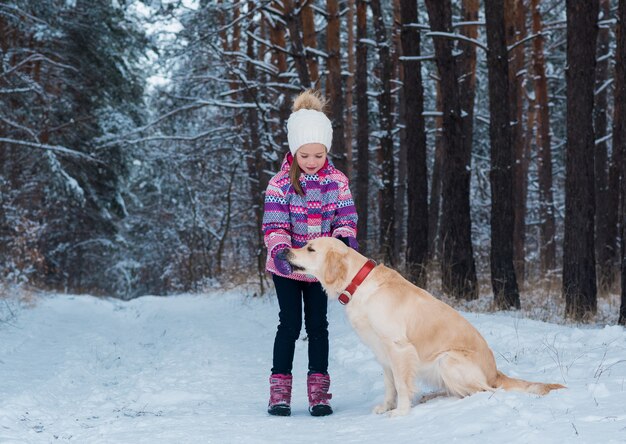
[275,249,289,261]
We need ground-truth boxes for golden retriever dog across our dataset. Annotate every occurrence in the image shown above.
[283,237,565,416]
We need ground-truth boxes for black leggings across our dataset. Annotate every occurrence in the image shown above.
[271,274,329,375]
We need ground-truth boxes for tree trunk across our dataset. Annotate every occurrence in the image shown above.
[301,1,319,84]
[594,0,615,295]
[256,17,280,175]
[531,0,556,276]
[267,3,288,75]
[457,0,479,234]
[220,1,245,148]
[563,0,599,320]
[505,0,529,283]
[428,85,444,260]
[283,0,311,88]
[345,0,355,180]
[616,0,626,325]
[355,0,369,255]
[245,2,267,291]
[370,0,395,266]
[232,3,241,53]
[393,0,405,262]
[217,0,228,51]
[425,0,477,299]
[0,14,7,180]
[326,0,347,173]
[485,0,521,309]
[400,0,427,286]
[266,2,290,153]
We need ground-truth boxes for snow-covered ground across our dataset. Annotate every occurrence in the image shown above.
[1,290,625,443]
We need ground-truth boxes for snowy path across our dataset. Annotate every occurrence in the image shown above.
[1,292,625,443]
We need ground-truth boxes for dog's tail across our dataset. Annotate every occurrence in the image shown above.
[495,371,566,395]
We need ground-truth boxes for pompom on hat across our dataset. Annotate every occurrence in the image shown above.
[287,90,333,156]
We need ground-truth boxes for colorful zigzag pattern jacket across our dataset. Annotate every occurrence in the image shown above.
[262,153,358,282]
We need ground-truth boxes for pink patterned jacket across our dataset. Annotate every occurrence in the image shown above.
[262,153,358,282]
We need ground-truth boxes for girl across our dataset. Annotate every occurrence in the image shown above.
[262,90,358,416]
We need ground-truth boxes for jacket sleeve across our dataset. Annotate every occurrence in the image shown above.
[331,178,358,239]
[262,180,292,258]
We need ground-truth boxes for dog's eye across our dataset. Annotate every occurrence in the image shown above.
[307,246,315,252]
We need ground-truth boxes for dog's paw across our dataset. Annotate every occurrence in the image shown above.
[372,402,395,414]
[373,405,389,414]
[387,407,410,417]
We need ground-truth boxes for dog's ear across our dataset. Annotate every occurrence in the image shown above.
[324,249,347,286]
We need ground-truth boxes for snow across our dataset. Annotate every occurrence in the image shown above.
[1,291,625,443]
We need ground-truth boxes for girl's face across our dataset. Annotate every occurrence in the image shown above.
[295,143,327,175]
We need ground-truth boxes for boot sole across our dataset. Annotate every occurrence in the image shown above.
[309,405,333,416]
[268,405,291,416]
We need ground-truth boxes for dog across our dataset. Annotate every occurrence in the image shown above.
[282,237,565,416]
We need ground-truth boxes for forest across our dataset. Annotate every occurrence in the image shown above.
[1,0,625,324]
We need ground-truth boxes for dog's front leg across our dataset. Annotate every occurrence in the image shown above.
[373,366,397,414]
[386,341,417,417]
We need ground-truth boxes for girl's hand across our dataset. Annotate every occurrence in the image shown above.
[274,249,293,275]
[338,236,359,251]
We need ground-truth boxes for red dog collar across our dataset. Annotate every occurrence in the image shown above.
[338,259,377,305]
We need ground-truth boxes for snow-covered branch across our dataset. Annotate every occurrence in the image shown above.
[0,138,99,161]
[426,32,488,52]
[508,33,543,53]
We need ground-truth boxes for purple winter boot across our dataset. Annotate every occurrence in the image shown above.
[268,374,293,416]
[307,373,333,416]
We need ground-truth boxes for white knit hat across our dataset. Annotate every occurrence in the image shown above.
[287,109,333,156]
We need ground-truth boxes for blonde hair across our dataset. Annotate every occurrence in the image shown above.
[289,90,328,196]
[290,161,304,196]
